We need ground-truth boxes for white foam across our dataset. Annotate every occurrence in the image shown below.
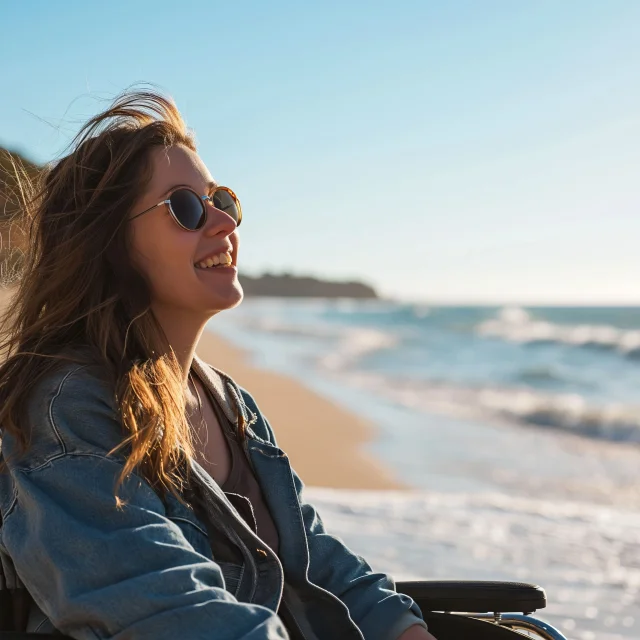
[318,327,398,371]
[477,387,640,441]
[305,487,640,639]
[477,306,640,357]
[227,312,399,372]
[339,371,640,443]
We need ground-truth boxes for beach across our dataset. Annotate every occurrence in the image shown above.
[2,288,639,638]
[0,286,401,490]
[206,298,640,640]
[196,327,405,490]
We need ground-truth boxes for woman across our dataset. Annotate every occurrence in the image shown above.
[0,90,435,639]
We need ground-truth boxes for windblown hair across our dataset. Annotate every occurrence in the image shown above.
[0,89,199,499]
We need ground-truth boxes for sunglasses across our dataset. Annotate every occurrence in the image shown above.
[130,185,242,231]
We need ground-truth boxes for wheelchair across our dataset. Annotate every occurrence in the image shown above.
[398,580,569,638]
[0,579,570,639]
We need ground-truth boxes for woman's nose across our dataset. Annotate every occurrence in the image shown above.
[202,201,238,236]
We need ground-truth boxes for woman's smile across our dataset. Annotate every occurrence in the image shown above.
[195,262,238,274]
[194,251,234,270]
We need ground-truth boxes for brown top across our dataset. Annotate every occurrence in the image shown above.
[197,372,315,639]
[204,385,281,556]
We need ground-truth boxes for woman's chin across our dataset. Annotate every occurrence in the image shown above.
[202,283,244,314]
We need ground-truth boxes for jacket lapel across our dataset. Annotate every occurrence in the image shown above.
[192,355,310,581]
[245,438,311,581]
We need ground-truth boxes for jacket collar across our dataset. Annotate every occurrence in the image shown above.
[62,347,260,442]
[191,354,258,436]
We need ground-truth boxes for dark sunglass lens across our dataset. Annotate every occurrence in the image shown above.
[169,189,206,230]
[212,189,240,225]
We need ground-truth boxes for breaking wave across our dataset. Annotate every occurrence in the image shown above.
[236,316,398,370]
[342,372,640,443]
[317,327,398,370]
[477,306,640,358]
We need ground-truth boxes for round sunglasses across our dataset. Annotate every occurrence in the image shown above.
[130,185,242,231]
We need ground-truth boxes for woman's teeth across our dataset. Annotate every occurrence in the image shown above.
[195,252,232,269]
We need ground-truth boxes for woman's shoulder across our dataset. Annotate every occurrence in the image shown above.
[4,354,121,472]
[31,351,115,413]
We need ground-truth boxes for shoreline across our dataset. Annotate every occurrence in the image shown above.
[196,326,407,491]
[0,286,404,491]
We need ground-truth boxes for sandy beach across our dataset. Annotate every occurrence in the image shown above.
[196,327,405,490]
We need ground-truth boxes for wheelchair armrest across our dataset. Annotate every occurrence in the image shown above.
[396,580,546,614]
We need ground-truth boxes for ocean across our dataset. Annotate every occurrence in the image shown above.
[208,299,640,640]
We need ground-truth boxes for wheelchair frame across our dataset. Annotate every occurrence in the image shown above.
[0,580,570,639]
[397,580,570,640]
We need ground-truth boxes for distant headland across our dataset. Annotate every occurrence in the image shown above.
[239,272,378,298]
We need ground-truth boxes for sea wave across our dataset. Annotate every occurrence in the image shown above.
[237,316,398,370]
[477,306,640,358]
[318,327,398,370]
[513,366,569,385]
[237,316,343,340]
[477,387,640,442]
[340,372,640,443]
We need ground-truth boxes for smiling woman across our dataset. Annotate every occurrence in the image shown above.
[0,89,434,640]
[128,144,243,322]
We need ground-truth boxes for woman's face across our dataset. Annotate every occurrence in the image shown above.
[129,144,243,319]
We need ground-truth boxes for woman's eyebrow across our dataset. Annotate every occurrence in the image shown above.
[158,180,218,200]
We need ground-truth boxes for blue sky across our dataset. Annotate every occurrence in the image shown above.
[2,1,639,304]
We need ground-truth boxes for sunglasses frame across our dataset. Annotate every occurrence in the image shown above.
[130,185,242,231]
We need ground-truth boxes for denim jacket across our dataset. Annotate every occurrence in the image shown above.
[0,354,427,639]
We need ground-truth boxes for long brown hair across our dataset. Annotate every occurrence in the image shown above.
[0,89,199,499]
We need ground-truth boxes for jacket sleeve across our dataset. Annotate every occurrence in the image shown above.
[0,371,288,640]
[239,389,428,640]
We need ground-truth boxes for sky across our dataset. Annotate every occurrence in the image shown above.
[1,1,639,304]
